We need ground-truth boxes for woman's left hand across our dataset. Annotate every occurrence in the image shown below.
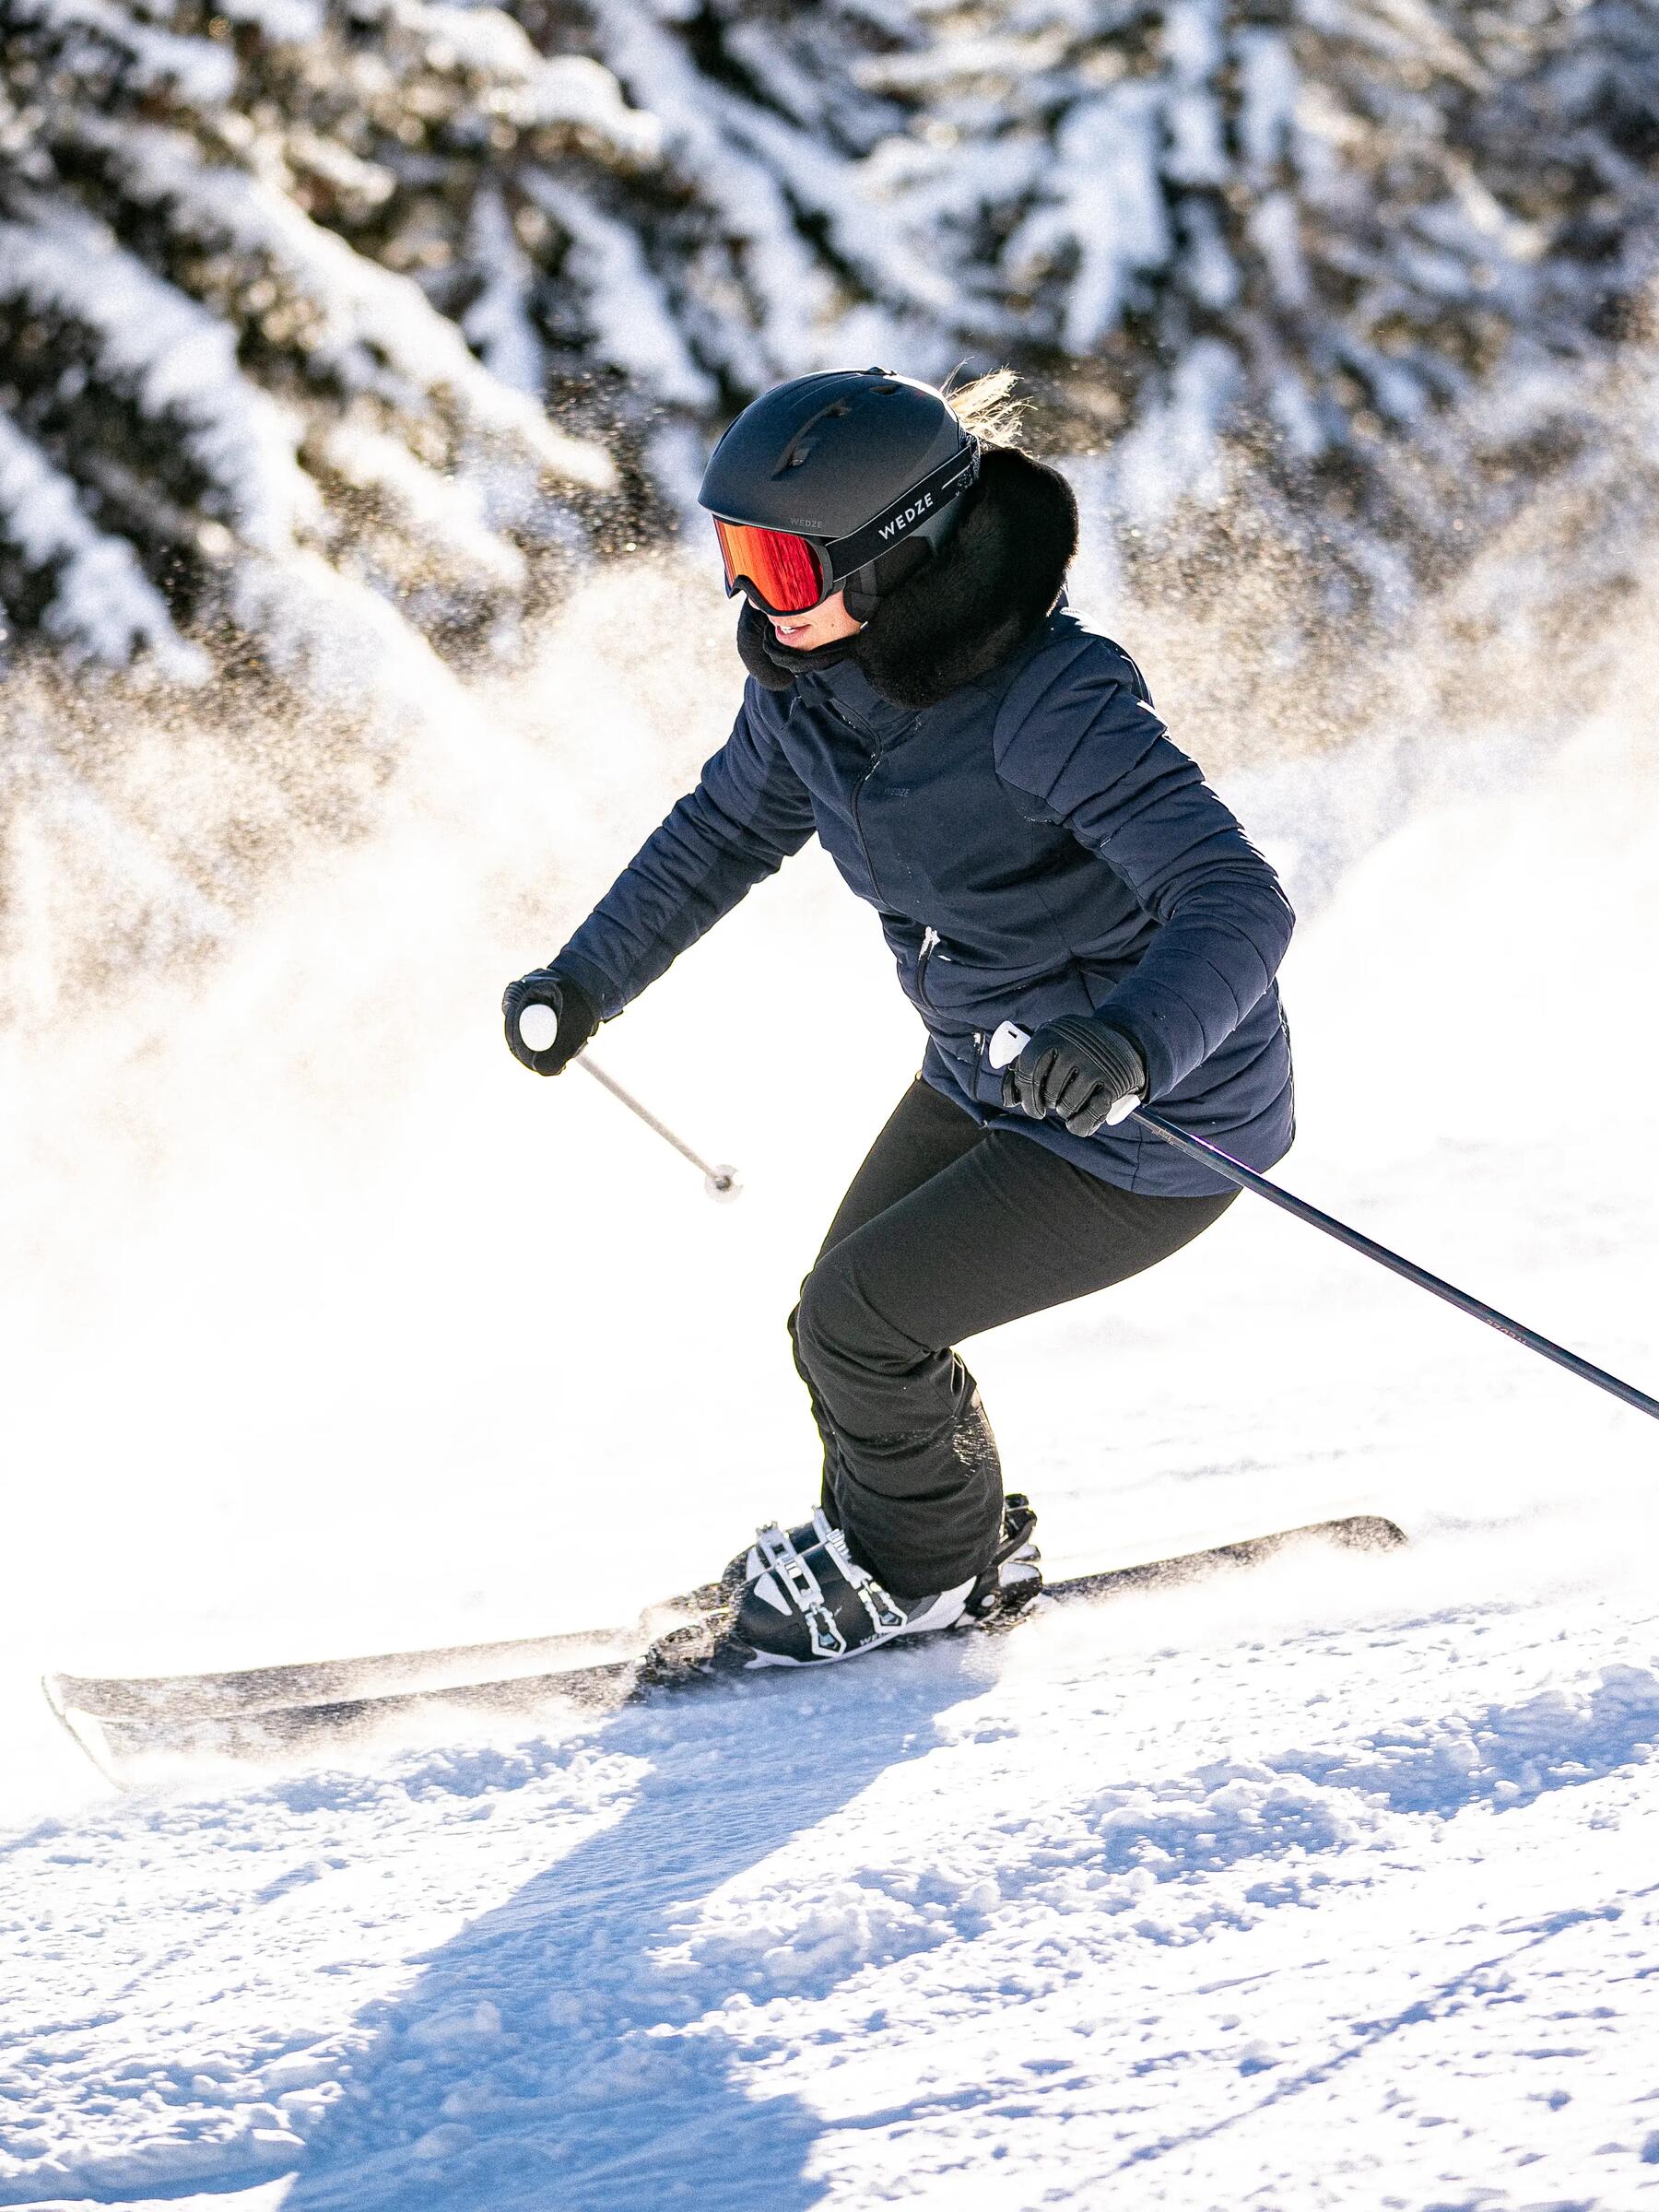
[1002,1018,1147,1138]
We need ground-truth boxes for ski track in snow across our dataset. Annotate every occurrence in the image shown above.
[1,611,1656,2208]
[6,1583,1659,2208]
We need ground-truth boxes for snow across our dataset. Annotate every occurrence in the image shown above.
[0,559,1656,2206]
[1006,83,1173,353]
[0,415,205,677]
[512,51,664,156]
[522,175,713,409]
[1235,26,1299,179]
[313,420,528,594]
[1110,336,1243,520]
[6,0,238,105]
[584,0,839,379]
[458,189,545,401]
[71,116,615,492]
[6,1571,1659,2204]
[0,201,312,554]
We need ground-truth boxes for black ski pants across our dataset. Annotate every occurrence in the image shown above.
[789,1077,1236,1598]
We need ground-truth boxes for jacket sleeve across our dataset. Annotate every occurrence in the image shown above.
[997,646,1294,1099]
[551,684,818,1020]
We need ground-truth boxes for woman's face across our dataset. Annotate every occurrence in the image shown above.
[768,589,863,650]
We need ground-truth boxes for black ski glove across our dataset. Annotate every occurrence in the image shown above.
[1002,1017,1147,1139]
[501,966,599,1077]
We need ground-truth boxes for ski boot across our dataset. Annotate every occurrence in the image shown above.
[725,1495,1042,1668]
[716,1506,836,1600]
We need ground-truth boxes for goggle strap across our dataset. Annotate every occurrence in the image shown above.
[822,439,981,579]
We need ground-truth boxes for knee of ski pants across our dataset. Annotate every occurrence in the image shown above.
[791,1250,929,1397]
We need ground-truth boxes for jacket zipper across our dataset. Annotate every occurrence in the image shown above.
[916,924,940,1008]
[919,932,982,1093]
[830,698,888,908]
[849,756,881,900]
[826,698,959,1046]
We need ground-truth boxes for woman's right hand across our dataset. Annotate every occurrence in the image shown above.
[501,967,599,1076]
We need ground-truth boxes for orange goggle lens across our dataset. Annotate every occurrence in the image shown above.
[712,517,828,615]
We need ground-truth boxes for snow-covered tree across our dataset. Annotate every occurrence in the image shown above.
[0,0,653,676]
[1475,0,1659,350]
[2,0,1656,673]
[558,0,1653,495]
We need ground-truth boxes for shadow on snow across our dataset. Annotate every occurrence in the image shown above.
[279,1644,981,2212]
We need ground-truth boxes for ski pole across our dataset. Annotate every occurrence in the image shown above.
[516,1005,740,1201]
[985,1023,1659,1422]
[576,1057,741,1202]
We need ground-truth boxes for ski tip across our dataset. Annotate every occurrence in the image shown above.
[1334,1514,1410,1550]
[41,1676,127,1790]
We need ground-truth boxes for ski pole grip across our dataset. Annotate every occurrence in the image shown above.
[518,1002,560,1053]
[987,1021,1030,1071]
[986,1018,1137,1123]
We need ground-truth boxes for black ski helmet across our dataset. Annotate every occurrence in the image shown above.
[698,369,980,621]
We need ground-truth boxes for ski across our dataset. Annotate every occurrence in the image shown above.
[42,1587,727,1727]
[46,1516,1405,1786]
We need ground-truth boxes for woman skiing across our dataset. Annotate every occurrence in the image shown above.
[502,369,1295,1668]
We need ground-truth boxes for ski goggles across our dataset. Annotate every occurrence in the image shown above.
[712,439,981,617]
[712,515,829,615]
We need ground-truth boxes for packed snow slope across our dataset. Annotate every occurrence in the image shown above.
[1,569,1656,2209]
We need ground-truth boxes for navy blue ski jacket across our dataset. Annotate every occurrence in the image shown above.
[553,602,1295,1198]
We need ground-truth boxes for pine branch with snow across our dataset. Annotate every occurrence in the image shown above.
[1,0,1655,673]
[543,0,1658,579]
[0,0,647,676]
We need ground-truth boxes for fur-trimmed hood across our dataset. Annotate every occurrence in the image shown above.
[736,446,1080,710]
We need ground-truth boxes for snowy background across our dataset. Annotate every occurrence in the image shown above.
[5,0,1659,2205]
